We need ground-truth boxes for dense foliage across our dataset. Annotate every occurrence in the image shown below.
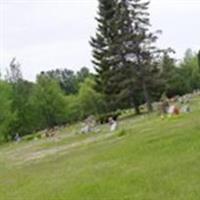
[91,0,163,113]
[0,62,104,142]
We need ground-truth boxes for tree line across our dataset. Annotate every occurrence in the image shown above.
[0,48,199,143]
[0,61,105,142]
[0,0,200,143]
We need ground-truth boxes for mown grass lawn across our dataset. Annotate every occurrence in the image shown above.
[0,97,200,200]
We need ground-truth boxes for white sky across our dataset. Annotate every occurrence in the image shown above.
[0,0,200,81]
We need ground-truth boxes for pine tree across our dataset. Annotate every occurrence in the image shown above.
[108,0,143,113]
[90,0,118,111]
[91,0,162,113]
[108,0,162,113]
[117,0,162,112]
[129,0,155,112]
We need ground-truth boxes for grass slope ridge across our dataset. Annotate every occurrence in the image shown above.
[0,97,200,200]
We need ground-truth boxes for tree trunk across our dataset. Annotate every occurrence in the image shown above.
[130,94,140,115]
[142,80,153,112]
[134,104,140,115]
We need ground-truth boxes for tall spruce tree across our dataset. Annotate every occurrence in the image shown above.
[109,0,162,112]
[128,0,161,112]
[90,0,118,111]
[108,0,143,113]
[91,0,162,113]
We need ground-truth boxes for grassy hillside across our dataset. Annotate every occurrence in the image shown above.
[0,97,200,200]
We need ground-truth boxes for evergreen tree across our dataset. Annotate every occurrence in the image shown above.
[108,0,143,113]
[91,0,163,113]
[108,0,162,112]
[40,67,91,95]
[126,0,162,112]
[90,0,118,111]
[41,69,78,95]
[76,67,91,83]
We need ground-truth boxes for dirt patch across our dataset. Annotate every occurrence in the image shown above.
[12,132,116,165]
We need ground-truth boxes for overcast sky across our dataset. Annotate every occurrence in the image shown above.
[0,0,200,81]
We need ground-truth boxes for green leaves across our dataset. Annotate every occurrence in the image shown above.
[0,81,14,142]
[32,75,67,128]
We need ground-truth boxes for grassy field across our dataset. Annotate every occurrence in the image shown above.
[0,97,200,200]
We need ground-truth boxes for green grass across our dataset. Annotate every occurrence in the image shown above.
[0,97,200,200]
